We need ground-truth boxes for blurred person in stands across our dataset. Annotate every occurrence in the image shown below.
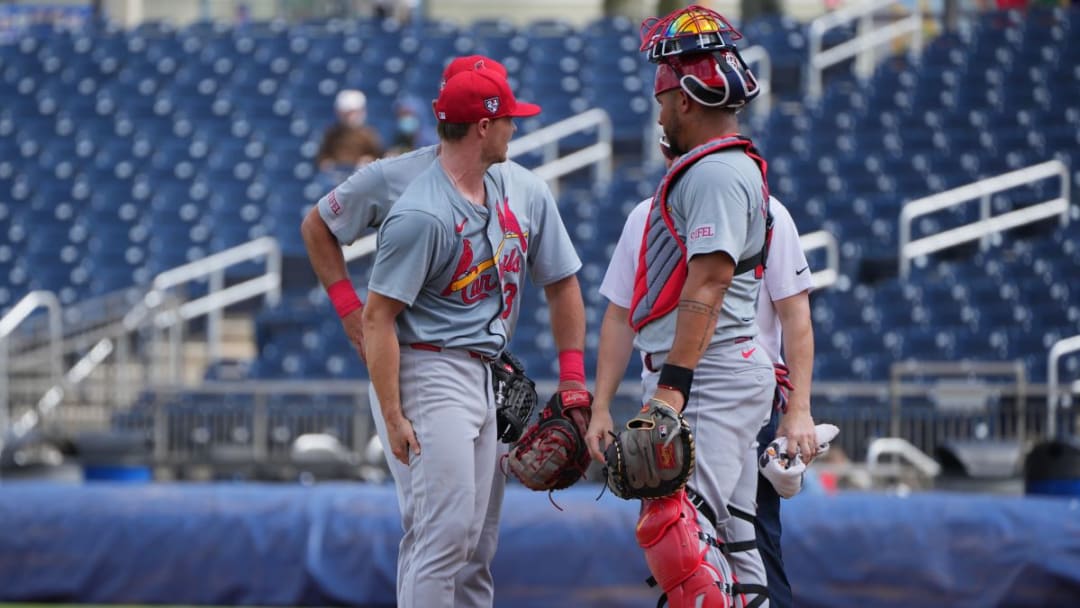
[387,94,438,156]
[301,55,587,608]
[316,88,384,173]
[374,0,418,23]
[586,138,819,608]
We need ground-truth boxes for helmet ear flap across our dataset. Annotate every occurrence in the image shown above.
[666,50,760,109]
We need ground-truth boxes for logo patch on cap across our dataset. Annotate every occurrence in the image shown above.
[484,96,500,114]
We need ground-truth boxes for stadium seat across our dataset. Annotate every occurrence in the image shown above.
[2,11,1074,392]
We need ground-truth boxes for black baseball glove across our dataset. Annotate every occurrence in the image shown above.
[490,351,537,443]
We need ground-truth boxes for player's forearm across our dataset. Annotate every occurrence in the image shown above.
[593,303,635,413]
[543,274,587,389]
[301,206,350,289]
[666,254,732,370]
[362,305,403,422]
[543,274,586,353]
[776,292,814,413]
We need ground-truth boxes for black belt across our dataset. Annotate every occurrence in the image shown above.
[408,343,496,362]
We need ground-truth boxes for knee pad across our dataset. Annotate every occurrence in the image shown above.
[636,490,733,608]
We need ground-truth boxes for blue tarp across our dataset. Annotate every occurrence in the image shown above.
[1,482,1078,607]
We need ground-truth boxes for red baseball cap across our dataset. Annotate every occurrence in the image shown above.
[434,68,541,123]
[441,55,508,89]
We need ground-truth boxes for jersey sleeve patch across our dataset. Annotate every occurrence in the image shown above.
[687,223,715,242]
[328,189,343,216]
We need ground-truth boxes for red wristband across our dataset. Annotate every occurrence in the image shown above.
[327,279,362,318]
[558,349,586,384]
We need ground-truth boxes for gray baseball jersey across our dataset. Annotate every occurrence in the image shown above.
[602,196,810,365]
[635,150,768,354]
[317,145,440,245]
[368,161,580,356]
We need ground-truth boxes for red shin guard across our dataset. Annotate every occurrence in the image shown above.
[635,490,732,608]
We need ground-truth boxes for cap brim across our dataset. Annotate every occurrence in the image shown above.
[508,102,542,118]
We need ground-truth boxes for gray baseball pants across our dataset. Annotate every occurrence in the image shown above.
[369,347,501,608]
[643,336,774,607]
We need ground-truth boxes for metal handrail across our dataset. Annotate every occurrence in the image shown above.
[343,233,377,263]
[898,160,1070,279]
[5,238,284,443]
[507,107,613,198]
[888,360,1028,442]
[799,230,839,290]
[741,45,772,118]
[10,338,114,441]
[1047,334,1080,439]
[866,437,942,479]
[1,291,62,439]
[343,112,615,262]
[807,0,923,99]
[147,235,282,364]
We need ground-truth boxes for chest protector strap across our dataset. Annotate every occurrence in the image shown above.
[629,135,771,332]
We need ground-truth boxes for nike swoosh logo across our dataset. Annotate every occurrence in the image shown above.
[741,347,756,359]
[455,218,468,233]
[795,266,809,275]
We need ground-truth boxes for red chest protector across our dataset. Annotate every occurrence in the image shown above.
[629,135,771,332]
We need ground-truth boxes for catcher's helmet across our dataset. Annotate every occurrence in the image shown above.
[641,5,759,109]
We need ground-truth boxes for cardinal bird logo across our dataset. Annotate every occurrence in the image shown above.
[443,239,476,296]
[496,197,528,253]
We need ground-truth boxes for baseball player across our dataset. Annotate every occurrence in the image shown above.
[301,55,580,606]
[589,6,775,607]
[336,65,586,608]
[586,137,817,607]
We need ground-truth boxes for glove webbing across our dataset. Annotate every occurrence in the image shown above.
[524,417,583,468]
[512,410,589,495]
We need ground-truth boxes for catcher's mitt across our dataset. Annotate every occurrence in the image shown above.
[604,398,695,500]
[507,389,593,491]
[490,352,537,443]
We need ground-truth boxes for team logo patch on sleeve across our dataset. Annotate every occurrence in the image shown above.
[328,190,342,215]
[688,224,715,242]
[484,96,500,114]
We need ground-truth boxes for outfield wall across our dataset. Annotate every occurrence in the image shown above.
[1,482,1078,607]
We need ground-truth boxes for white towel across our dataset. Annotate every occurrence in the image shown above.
[758,423,840,499]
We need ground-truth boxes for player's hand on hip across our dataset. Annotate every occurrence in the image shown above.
[777,406,816,464]
[585,408,614,464]
[340,310,367,363]
[385,415,420,465]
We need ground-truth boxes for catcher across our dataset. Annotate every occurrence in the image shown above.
[592,6,777,608]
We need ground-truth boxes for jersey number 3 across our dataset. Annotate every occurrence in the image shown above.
[501,283,518,319]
